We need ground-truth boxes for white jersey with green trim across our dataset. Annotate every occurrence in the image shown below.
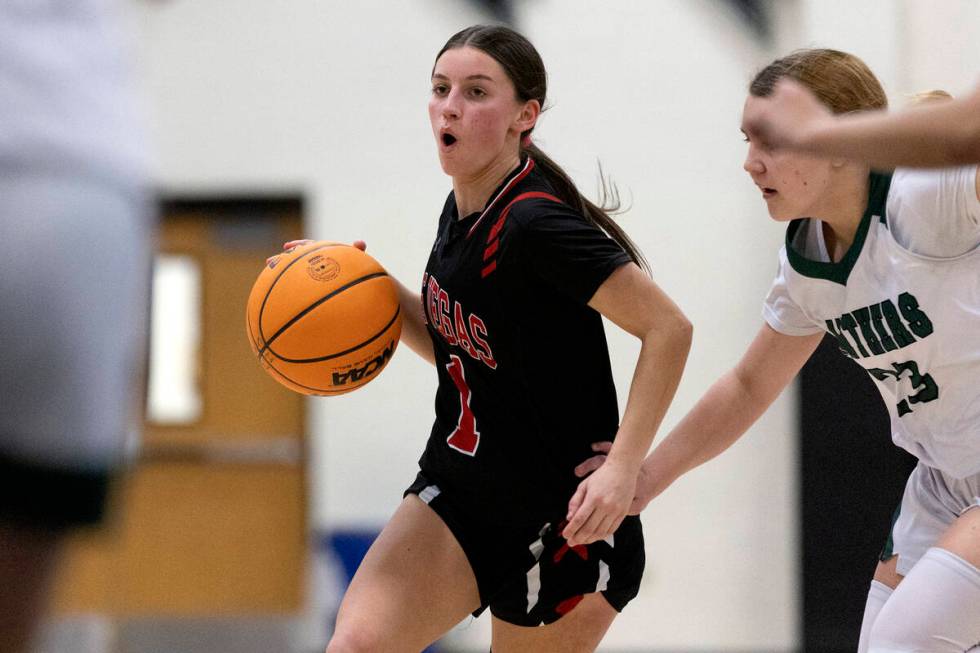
[763,166,980,478]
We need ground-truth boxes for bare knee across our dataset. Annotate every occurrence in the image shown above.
[873,555,903,590]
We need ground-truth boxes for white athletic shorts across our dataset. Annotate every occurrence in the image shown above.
[888,461,980,576]
[0,171,152,526]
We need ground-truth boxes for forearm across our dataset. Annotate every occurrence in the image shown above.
[607,314,692,471]
[393,278,435,365]
[805,91,980,168]
[641,367,775,500]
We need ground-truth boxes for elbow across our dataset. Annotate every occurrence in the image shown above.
[677,313,694,352]
[660,309,693,357]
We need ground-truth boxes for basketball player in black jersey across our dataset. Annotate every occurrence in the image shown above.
[301,25,691,652]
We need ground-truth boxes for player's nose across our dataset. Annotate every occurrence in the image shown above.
[743,143,766,175]
[442,90,462,120]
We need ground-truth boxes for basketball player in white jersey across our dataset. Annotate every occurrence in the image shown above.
[574,49,980,652]
[0,2,152,650]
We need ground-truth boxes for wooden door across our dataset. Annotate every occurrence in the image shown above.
[51,198,307,616]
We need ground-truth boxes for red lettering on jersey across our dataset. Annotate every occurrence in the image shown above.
[438,289,457,345]
[454,301,477,359]
[469,314,497,369]
[424,273,496,370]
[426,276,441,330]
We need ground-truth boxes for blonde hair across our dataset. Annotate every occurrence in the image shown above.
[750,48,887,114]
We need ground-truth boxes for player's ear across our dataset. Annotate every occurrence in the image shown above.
[515,98,540,134]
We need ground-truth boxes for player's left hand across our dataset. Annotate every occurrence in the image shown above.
[563,450,638,547]
[574,441,652,516]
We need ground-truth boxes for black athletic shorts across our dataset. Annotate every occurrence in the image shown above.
[405,470,645,626]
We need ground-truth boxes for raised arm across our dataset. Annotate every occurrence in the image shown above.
[749,78,980,169]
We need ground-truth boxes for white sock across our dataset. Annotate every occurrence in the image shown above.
[868,547,980,653]
[858,580,894,653]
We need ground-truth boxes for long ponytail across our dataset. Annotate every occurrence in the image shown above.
[522,141,648,273]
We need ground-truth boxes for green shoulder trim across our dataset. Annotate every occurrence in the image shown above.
[785,172,893,285]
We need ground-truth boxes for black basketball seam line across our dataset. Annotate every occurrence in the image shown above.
[265,305,401,363]
[261,357,354,395]
[257,271,391,358]
[248,251,395,395]
[258,242,346,345]
[257,242,348,347]
[258,271,391,357]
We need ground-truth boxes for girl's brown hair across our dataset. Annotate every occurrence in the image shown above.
[750,48,887,114]
[436,25,648,272]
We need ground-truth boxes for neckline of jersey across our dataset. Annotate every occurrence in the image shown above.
[446,157,535,238]
[784,171,893,285]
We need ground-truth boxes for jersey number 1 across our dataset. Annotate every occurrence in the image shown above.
[446,354,480,456]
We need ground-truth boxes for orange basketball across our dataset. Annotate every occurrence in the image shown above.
[246,241,402,395]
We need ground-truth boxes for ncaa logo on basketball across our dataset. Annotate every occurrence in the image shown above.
[331,341,396,386]
[307,255,341,282]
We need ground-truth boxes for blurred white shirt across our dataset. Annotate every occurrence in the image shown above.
[0,0,149,189]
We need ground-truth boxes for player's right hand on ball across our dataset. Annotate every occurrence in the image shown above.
[574,441,651,515]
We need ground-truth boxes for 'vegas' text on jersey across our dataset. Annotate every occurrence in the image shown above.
[423,272,497,369]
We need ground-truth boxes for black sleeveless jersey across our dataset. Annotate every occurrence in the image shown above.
[418,157,632,525]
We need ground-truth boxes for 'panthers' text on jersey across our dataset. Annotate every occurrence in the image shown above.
[764,166,980,478]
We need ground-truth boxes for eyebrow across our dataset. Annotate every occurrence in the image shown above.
[431,73,496,82]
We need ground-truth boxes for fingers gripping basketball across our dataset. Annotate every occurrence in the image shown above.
[246,241,402,395]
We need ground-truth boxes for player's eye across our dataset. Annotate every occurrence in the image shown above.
[469,87,487,98]
[432,84,449,96]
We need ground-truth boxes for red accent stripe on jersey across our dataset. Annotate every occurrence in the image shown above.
[487,191,562,243]
[480,260,497,278]
[483,239,499,261]
[466,158,536,239]
[480,190,564,278]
